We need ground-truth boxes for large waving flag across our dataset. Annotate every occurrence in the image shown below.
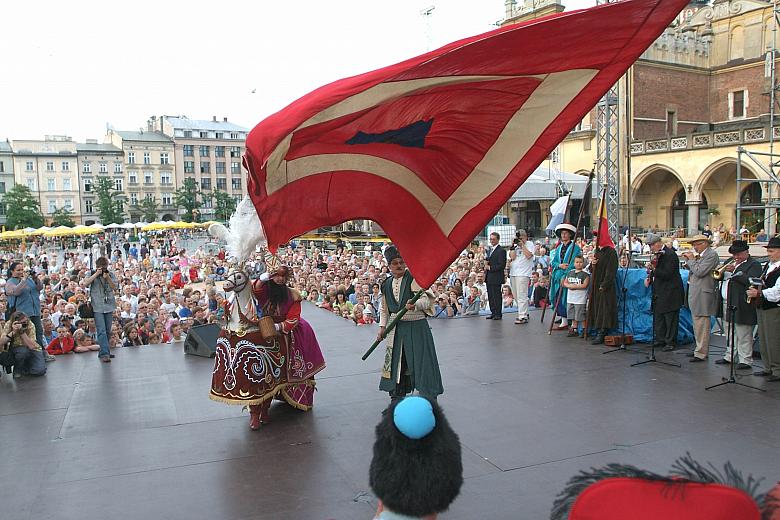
[244,0,689,288]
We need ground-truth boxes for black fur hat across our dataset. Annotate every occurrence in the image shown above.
[369,397,463,517]
[384,245,402,264]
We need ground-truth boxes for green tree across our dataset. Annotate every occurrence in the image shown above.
[174,178,201,222]
[136,196,159,222]
[94,177,125,225]
[208,189,237,222]
[4,184,44,229]
[50,206,76,227]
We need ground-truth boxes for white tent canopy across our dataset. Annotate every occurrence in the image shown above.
[509,165,590,201]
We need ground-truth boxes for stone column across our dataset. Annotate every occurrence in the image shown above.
[687,201,700,235]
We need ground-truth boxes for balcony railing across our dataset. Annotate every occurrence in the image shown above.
[631,125,780,155]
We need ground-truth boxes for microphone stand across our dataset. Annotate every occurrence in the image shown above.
[705,274,764,392]
[631,269,681,368]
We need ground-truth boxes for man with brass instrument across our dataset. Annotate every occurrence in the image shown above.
[645,234,684,351]
[714,240,761,370]
[681,234,720,363]
[746,237,780,382]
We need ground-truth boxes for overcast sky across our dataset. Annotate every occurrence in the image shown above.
[1,0,595,142]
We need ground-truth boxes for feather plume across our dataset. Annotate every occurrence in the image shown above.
[208,196,266,263]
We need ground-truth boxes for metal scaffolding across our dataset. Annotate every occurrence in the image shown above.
[595,0,621,244]
[737,0,780,237]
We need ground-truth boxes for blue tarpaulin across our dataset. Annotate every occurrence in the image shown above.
[610,268,694,344]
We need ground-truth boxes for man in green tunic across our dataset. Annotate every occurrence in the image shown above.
[376,246,443,400]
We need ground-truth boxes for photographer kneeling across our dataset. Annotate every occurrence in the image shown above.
[0,311,46,378]
[80,257,118,363]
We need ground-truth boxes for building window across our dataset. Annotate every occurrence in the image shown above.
[200,162,211,174]
[201,178,211,190]
[202,197,213,209]
[183,131,192,138]
[128,152,135,164]
[47,178,55,191]
[62,161,70,171]
[0,182,5,194]
[143,152,151,165]
[161,193,172,205]
[0,162,4,173]
[216,178,227,190]
[215,146,225,157]
[114,162,122,173]
[48,200,57,213]
[46,161,54,172]
[216,132,224,139]
[115,179,124,191]
[161,172,171,185]
[145,193,154,202]
[230,133,239,139]
[0,203,5,216]
[27,179,36,190]
[232,178,242,190]
[84,179,92,192]
[231,161,240,174]
[216,162,226,174]
[160,152,169,165]
[64,199,73,210]
[99,162,108,173]
[130,192,138,205]
[85,199,94,213]
[144,171,153,185]
[199,145,210,157]
[184,161,194,173]
[730,90,747,119]
[199,131,208,138]
[63,178,72,191]
[233,195,242,205]
[26,161,34,172]
[129,171,137,184]
[83,162,91,173]
[183,145,194,157]
[666,109,677,137]
[230,146,241,158]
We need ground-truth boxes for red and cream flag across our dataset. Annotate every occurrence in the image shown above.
[244,0,688,287]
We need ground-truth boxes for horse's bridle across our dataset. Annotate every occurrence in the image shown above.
[225,270,248,294]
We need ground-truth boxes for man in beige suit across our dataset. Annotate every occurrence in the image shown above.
[681,234,720,363]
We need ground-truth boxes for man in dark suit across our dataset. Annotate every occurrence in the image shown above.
[644,234,684,351]
[484,232,507,320]
[715,240,761,370]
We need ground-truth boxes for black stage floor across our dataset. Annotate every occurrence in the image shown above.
[2,304,779,520]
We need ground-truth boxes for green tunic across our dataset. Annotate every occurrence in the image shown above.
[379,271,444,398]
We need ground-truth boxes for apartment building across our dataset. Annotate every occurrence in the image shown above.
[0,141,14,225]
[10,136,81,224]
[106,129,176,221]
[148,115,249,217]
[76,140,124,225]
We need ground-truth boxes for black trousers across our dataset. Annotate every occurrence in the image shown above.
[487,283,503,318]
[654,309,679,347]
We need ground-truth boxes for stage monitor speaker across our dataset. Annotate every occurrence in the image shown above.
[184,324,220,358]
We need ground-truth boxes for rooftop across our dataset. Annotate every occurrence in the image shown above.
[165,116,248,133]
[76,143,123,153]
[116,131,173,143]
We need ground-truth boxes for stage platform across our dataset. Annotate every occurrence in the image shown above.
[2,304,779,520]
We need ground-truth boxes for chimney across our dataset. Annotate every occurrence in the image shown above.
[223,117,228,122]
[212,116,217,122]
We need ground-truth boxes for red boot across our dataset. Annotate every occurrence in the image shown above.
[248,405,261,430]
[259,401,271,424]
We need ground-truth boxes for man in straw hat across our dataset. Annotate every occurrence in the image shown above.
[549,223,581,331]
[645,233,684,351]
[715,239,762,370]
[746,236,780,382]
[681,233,720,363]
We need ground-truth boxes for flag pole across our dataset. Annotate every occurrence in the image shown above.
[546,168,595,334]
[362,289,426,361]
